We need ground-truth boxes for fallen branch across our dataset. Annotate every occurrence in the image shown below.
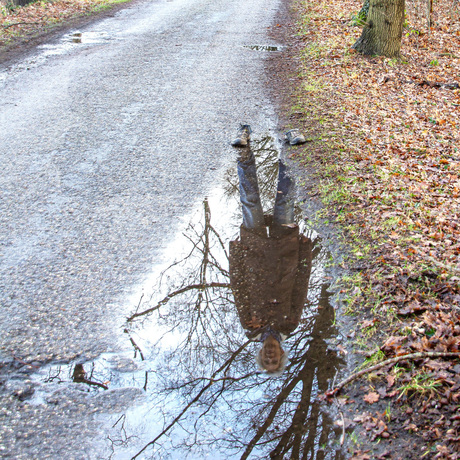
[339,410,345,446]
[426,256,460,275]
[326,351,460,397]
[379,76,460,90]
[2,15,48,29]
[419,80,459,89]
[13,356,39,368]
[73,364,108,390]
[2,21,43,29]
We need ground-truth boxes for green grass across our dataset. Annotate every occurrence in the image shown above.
[397,373,443,400]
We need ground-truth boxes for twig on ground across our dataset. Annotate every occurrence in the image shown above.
[339,410,345,446]
[2,21,43,29]
[426,256,460,275]
[13,356,39,368]
[327,351,460,396]
[2,16,47,29]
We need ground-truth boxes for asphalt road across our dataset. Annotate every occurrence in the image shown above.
[0,0,282,361]
[0,0,285,456]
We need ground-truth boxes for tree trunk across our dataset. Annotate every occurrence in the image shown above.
[353,0,405,58]
[426,0,433,29]
[7,0,35,6]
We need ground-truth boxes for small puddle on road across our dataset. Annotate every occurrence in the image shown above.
[0,29,117,86]
[66,31,113,45]
[28,136,345,458]
[244,44,285,52]
[37,31,114,56]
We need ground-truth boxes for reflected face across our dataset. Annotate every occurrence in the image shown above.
[261,335,284,372]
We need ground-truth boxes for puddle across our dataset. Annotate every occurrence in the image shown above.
[28,137,345,458]
[0,29,117,87]
[66,31,113,45]
[244,45,285,52]
[38,31,114,56]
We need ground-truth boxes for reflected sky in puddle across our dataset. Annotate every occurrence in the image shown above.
[29,137,344,459]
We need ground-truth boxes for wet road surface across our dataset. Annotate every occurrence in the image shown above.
[0,0,345,457]
[0,0,282,362]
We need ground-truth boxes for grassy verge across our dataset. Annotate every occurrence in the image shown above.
[289,0,460,456]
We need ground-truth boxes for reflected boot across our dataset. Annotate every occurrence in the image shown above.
[231,124,252,147]
[285,128,306,145]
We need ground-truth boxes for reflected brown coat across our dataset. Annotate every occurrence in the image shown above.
[229,224,313,336]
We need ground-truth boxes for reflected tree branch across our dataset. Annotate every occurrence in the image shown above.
[126,282,230,322]
[131,341,251,459]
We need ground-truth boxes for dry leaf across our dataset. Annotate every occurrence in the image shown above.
[363,392,380,404]
[386,374,395,388]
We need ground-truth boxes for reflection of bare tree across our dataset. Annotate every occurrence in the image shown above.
[107,415,140,460]
[121,146,344,459]
[127,199,230,324]
[240,286,339,460]
[131,340,254,459]
[43,366,65,384]
[72,363,108,390]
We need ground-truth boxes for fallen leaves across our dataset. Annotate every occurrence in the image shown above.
[350,452,371,460]
[363,391,380,404]
[354,412,391,440]
[291,0,460,454]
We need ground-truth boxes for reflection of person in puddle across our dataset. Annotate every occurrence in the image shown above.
[229,143,316,375]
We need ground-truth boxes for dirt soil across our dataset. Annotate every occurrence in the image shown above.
[268,0,460,459]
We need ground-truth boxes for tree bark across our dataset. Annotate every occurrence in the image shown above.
[353,0,405,58]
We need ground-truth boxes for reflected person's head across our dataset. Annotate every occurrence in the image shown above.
[257,335,287,375]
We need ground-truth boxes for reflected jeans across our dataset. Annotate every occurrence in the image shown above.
[237,151,295,232]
